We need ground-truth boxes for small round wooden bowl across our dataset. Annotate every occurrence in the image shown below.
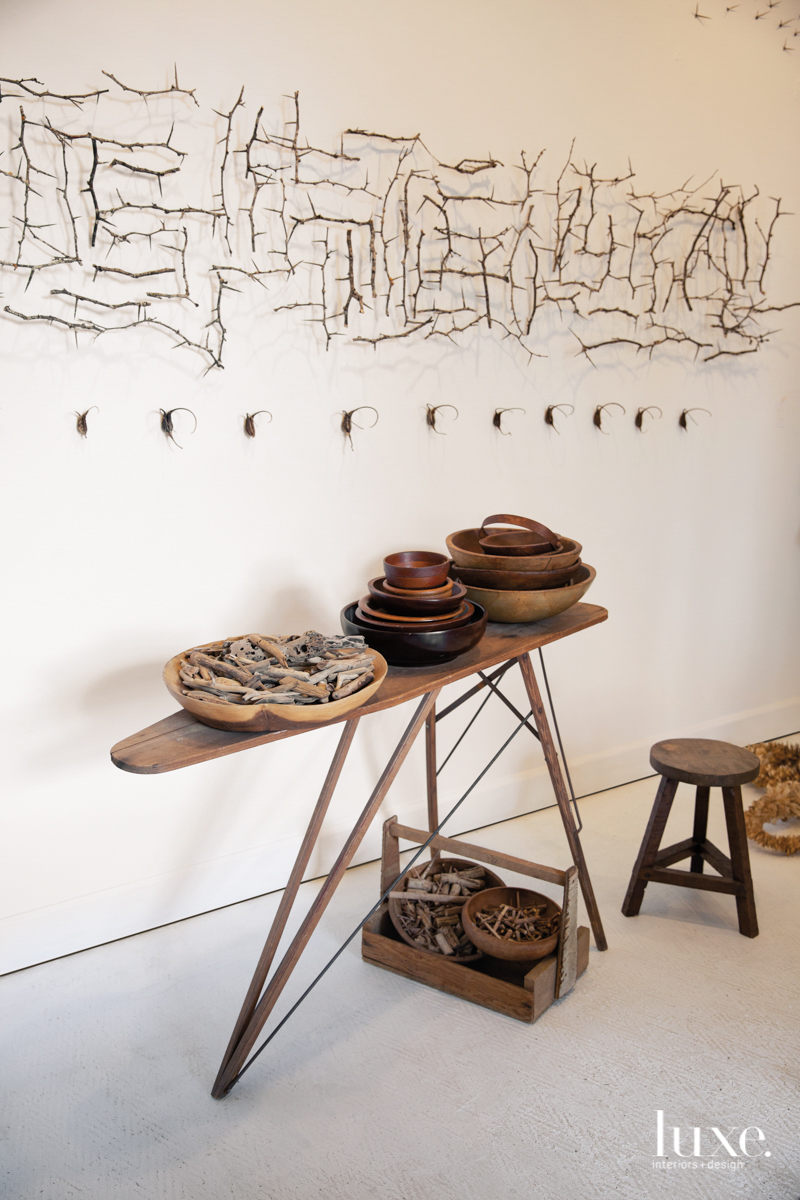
[450,561,580,591]
[447,528,582,572]
[389,858,506,961]
[461,886,561,963]
[384,551,451,590]
[163,638,388,732]
[460,564,595,624]
[480,531,562,557]
[382,578,453,598]
[368,577,466,614]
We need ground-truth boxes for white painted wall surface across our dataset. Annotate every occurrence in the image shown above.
[1,0,798,973]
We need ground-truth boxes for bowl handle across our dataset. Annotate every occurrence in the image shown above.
[480,513,560,549]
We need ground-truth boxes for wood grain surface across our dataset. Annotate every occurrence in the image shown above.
[111,603,607,775]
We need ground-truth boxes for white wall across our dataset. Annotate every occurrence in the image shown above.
[1,0,798,973]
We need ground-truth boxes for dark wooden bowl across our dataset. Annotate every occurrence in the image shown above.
[341,601,488,665]
[356,599,475,632]
[389,858,506,961]
[384,551,451,590]
[479,530,563,556]
[447,528,582,572]
[449,561,580,591]
[368,577,467,614]
[461,886,561,963]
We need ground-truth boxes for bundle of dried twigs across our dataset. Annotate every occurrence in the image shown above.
[472,900,560,944]
[392,862,493,957]
[178,630,374,708]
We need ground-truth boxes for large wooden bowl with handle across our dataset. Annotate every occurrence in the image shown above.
[447,528,582,572]
[164,638,388,733]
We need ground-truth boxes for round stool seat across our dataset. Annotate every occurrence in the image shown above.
[650,738,760,788]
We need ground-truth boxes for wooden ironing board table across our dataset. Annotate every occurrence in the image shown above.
[111,601,608,1096]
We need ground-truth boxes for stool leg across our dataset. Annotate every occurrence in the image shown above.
[722,786,759,938]
[690,786,710,873]
[622,776,679,917]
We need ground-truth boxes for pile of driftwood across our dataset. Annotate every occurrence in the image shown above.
[178,631,375,707]
[392,862,491,957]
[472,901,560,944]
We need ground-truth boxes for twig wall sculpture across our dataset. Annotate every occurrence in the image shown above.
[0,76,796,372]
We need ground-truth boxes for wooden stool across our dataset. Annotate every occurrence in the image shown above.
[622,738,761,937]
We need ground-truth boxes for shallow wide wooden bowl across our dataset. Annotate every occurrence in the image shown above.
[461,886,561,963]
[389,858,506,962]
[461,564,595,623]
[480,531,562,557]
[341,601,488,666]
[357,597,473,630]
[384,551,451,590]
[450,561,580,591]
[368,577,467,614]
[164,638,388,732]
[447,528,582,572]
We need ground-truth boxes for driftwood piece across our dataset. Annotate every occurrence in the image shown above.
[332,671,374,700]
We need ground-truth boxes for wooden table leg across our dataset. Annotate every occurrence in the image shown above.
[212,718,360,1097]
[213,689,440,1097]
[516,652,608,951]
[425,709,439,861]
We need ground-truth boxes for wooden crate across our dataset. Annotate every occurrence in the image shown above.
[362,905,589,1024]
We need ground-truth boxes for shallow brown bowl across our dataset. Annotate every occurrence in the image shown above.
[356,599,475,632]
[447,528,582,572]
[341,602,488,666]
[164,638,388,732]
[389,858,506,962]
[368,577,467,614]
[461,886,561,963]
[480,531,562,557]
[450,561,580,591]
[384,551,451,590]
[460,564,595,623]
[382,578,454,598]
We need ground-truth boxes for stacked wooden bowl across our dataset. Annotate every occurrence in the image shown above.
[342,551,488,665]
[447,514,595,624]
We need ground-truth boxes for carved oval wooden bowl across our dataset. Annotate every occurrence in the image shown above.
[389,858,506,962]
[449,561,580,591]
[460,564,596,624]
[384,551,451,590]
[368,577,467,614]
[461,886,561,963]
[447,528,582,572]
[163,638,388,732]
[341,602,488,665]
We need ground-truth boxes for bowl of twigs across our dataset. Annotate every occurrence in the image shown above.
[388,858,505,961]
[460,886,562,962]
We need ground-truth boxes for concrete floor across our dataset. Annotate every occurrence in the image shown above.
[2,776,798,1200]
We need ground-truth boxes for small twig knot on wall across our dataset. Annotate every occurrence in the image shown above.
[340,406,378,450]
[426,404,459,434]
[74,406,98,437]
[492,407,525,435]
[593,403,625,433]
[544,404,573,433]
[244,410,272,438]
[159,407,197,449]
[679,407,712,430]
[634,406,662,432]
